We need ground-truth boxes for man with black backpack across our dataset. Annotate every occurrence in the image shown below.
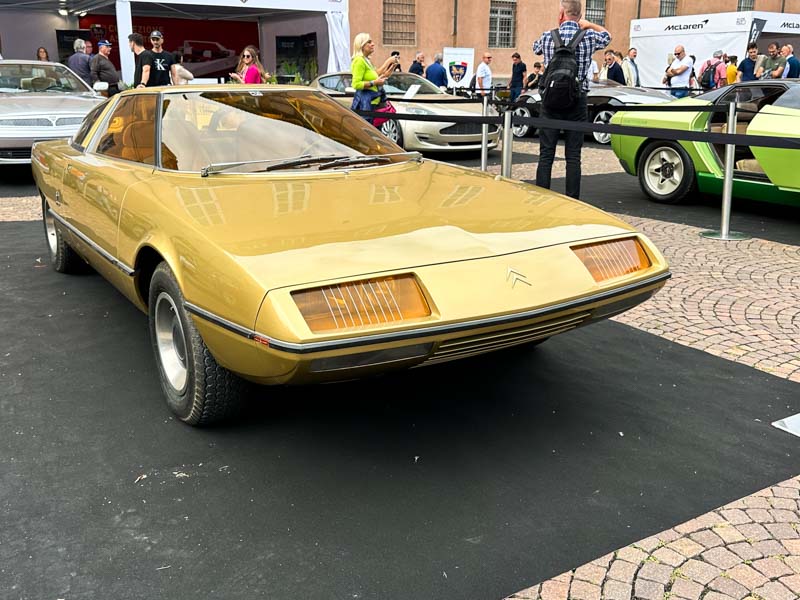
[698,50,728,91]
[532,0,610,199]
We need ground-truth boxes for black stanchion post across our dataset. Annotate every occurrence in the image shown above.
[501,106,513,178]
[701,100,750,241]
[480,95,489,172]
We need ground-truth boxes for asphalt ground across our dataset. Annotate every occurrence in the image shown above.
[1,219,799,600]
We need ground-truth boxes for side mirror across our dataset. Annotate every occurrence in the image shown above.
[93,81,109,92]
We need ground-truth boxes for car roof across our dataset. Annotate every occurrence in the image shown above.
[128,84,316,94]
[0,60,69,67]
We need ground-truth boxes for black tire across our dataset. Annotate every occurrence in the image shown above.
[148,262,247,426]
[379,118,404,148]
[42,195,84,274]
[637,141,696,204]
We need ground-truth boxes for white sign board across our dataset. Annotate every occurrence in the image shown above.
[443,47,474,89]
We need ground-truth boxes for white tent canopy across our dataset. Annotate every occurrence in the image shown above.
[114,0,349,83]
[629,11,800,87]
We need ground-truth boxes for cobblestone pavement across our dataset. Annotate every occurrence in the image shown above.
[611,217,800,383]
[508,476,800,600]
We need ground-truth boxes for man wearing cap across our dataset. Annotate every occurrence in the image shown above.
[140,30,176,87]
[90,40,120,96]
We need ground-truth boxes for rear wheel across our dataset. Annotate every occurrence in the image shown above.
[42,195,84,274]
[148,262,247,426]
[637,141,696,204]
[379,119,404,148]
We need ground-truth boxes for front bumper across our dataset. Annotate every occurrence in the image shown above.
[188,263,669,386]
[403,120,501,152]
[0,129,78,164]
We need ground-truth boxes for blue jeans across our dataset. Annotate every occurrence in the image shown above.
[509,86,522,102]
[670,88,690,99]
[536,93,588,200]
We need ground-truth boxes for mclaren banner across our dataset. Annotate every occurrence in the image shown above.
[630,10,800,87]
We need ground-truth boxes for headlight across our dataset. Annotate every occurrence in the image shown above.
[405,106,434,116]
[572,238,651,283]
[292,274,431,333]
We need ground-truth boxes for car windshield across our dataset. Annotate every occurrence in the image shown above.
[591,79,624,88]
[160,89,406,172]
[384,73,444,95]
[0,62,91,94]
[326,73,445,96]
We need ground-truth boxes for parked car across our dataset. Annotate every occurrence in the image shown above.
[174,40,238,78]
[32,85,669,425]
[310,71,500,152]
[512,79,672,143]
[611,80,800,205]
[0,60,104,164]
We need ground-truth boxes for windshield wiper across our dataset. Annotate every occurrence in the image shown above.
[317,151,422,171]
[201,151,421,177]
[201,154,348,177]
[262,154,350,172]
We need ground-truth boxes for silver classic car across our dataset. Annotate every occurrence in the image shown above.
[0,60,104,164]
[311,71,499,152]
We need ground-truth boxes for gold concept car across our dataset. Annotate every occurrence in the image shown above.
[32,85,669,426]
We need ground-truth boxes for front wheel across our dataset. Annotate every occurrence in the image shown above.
[379,119,404,148]
[637,141,696,204]
[42,195,84,274]
[591,109,614,145]
[148,262,247,426]
[512,103,536,138]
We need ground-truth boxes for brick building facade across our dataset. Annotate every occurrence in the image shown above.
[349,0,800,77]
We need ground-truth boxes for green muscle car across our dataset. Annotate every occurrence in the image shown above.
[610,81,800,206]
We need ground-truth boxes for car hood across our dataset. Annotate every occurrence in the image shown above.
[166,160,636,291]
[0,93,100,115]
[597,87,673,103]
[389,94,486,116]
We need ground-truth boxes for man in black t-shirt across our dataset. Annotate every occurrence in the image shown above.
[140,30,176,87]
[508,52,527,102]
[128,33,150,88]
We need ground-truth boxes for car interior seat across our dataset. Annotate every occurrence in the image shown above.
[121,120,156,165]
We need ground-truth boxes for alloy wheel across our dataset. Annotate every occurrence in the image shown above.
[154,291,188,394]
[592,110,615,144]
[643,146,685,196]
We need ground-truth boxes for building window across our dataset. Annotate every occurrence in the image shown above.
[737,0,755,10]
[585,0,606,26]
[659,0,677,16]
[489,0,516,49]
[383,0,416,47]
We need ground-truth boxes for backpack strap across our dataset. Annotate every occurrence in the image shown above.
[566,29,587,50]
[551,28,564,50]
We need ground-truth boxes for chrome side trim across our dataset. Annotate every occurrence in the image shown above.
[184,303,259,340]
[186,271,671,355]
[48,209,135,276]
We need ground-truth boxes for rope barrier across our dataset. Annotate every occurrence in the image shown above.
[355,109,800,150]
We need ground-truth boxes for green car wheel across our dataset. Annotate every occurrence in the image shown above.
[637,141,696,204]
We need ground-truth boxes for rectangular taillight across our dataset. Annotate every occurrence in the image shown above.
[572,238,651,283]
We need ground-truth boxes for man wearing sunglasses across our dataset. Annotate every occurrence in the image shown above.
[139,30,176,87]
